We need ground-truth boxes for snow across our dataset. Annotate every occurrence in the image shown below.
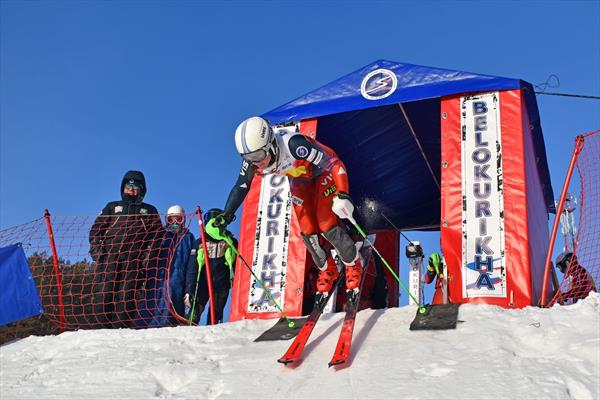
[2,294,599,400]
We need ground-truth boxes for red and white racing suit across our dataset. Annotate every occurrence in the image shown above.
[224,128,358,269]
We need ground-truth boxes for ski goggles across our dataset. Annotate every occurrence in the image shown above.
[203,212,220,224]
[166,214,185,225]
[242,149,268,163]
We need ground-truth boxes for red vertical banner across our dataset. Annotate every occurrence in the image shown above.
[229,175,263,322]
[377,231,400,308]
[440,95,463,305]
[441,90,547,308]
[498,89,534,307]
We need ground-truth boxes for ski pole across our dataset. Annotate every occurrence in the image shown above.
[345,214,428,315]
[188,254,203,325]
[206,220,296,328]
[380,212,415,245]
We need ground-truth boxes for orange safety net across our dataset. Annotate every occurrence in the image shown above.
[0,212,200,343]
[550,130,600,305]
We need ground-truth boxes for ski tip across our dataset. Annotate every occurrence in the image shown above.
[277,358,294,366]
[328,359,345,368]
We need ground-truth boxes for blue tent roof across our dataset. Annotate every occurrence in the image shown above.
[263,60,522,124]
[262,60,554,231]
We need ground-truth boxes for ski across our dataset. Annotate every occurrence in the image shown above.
[328,242,373,367]
[277,268,345,365]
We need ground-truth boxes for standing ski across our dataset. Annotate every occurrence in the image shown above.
[328,240,373,367]
[278,268,345,365]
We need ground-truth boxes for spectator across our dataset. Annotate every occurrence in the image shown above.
[163,205,195,319]
[184,208,237,325]
[555,252,595,304]
[138,205,195,327]
[424,252,445,304]
[88,170,163,328]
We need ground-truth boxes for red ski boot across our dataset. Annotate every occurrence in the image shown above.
[345,258,363,291]
[316,258,340,294]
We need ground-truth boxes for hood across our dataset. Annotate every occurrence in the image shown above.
[120,170,147,203]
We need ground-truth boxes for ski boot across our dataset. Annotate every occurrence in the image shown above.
[316,257,340,294]
[344,257,363,291]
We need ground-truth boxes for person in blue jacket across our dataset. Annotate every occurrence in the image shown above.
[138,205,195,326]
[163,205,195,318]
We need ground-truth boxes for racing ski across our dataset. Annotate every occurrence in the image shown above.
[328,241,373,367]
[277,268,345,365]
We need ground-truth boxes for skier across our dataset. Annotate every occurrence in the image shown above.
[184,208,237,325]
[209,116,364,295]
[555,252,595,304]
[88,170,163,328]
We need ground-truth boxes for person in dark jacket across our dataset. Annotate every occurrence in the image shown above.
[184,208,237,325]
[555,252,596,304]
[88,170,163,328]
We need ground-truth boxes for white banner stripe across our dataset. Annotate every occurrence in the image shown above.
[461,92,507,298]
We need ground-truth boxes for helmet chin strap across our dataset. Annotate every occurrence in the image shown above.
[268,137,279,168]
[255,133,279,174]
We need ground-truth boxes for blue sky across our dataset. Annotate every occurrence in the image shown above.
[1,1,599,312]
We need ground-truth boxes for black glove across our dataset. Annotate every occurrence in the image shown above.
[214,212,235,227]
[336,192,352,201]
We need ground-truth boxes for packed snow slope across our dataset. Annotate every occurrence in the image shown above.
[2,294,599,400]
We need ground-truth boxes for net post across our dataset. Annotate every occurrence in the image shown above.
[196,206,216,325]
[43,209,65,331]
[540,136,584,307]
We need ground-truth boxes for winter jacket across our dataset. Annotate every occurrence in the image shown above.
[185,234,237,299]
[166,230,195,317]
[560,264,596,303]
[89,171,163,262]
[137,229,195,327]
[87,170,163,328]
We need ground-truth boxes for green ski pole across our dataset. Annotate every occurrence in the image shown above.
[346,215,428,315]
[206,219,296,328]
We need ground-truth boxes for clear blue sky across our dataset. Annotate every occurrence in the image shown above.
[1,1,599,310]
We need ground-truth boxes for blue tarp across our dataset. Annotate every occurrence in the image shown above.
[0,244,43,326]
[262,60,554,230]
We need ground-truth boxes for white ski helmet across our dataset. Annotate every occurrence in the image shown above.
[234,116,276,165]
[166,204,185,216]
[166,204,185,228]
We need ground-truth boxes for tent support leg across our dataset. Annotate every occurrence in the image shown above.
[398,103,440,191]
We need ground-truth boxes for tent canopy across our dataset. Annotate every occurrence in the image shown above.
[262,60,553,231]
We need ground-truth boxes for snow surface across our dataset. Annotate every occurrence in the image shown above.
[2,294,599,400]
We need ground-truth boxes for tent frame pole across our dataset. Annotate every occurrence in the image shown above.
[398,103,440,191]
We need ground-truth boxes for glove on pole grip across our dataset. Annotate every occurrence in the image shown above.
[220,234,295,329]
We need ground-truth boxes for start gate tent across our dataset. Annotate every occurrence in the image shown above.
[229,60,555,322]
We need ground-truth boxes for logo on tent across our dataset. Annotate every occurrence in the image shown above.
[361,68,398,100]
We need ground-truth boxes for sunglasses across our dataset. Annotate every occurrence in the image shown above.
[124,183,141,192]
[242,149,268,163]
